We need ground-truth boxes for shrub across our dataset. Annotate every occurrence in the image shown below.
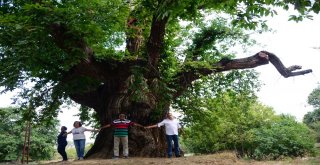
[248,115,316,160]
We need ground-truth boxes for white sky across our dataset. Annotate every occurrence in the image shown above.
[249,9,320,122]
[1,8,320,141]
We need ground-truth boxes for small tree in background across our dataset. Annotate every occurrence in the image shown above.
[303,85,320,142]
[250,115,315,160]
[179,71,315,160]
[0,107,58,162]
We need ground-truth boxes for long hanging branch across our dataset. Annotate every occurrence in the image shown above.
[172,51,312,98]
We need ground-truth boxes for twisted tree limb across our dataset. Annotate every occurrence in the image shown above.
[173,51,312,97]
[263,51,312,78]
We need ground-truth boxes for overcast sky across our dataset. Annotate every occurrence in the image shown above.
[1,8,320,141]
[249,9,320,122]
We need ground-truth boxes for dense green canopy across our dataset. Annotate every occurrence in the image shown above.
[1,0,319,158]
[1,0,317,121]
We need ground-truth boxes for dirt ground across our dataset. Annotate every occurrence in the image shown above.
[40,152,320,165]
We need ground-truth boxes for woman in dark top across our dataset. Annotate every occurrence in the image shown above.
[57,126,68,161]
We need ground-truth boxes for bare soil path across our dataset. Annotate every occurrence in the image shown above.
[40,152,320,165]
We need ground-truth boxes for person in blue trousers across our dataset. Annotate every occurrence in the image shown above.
[67,121,99,160]
[145,112,182,158]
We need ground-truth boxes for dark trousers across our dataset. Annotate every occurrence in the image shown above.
[57,144,68,160]
[165,135,180,158]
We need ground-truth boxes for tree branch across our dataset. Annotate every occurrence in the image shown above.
[172,51,312,97]
[48,23,149,83]
[264,51,312,78]
[69,90,100,109]
[48,23,152,110]
[146,15,169,67]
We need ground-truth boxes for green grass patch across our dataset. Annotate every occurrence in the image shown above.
[52,143,93,161]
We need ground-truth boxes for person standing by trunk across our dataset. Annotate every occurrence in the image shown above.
[145,112,182,158]
[101,113,144,159]
[67,121,99,160]
[57,126,68,161]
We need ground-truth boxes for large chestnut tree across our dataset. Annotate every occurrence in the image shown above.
[0,0,317,158]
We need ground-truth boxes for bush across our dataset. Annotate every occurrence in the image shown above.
[248,115,316,160]
[181,103,316,160]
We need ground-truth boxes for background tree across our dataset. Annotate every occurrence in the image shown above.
[177,69,264,154]
[0,0,318,158]
[179,71,315,159]
[303,85,320,142]
[0,107,58,162]
[249,115,315,160]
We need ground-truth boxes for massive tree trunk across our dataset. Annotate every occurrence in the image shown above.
[86,117,169,158]
[69,78,172,158]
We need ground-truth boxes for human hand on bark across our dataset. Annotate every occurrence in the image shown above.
[100,124,111,129]
[145,125,156,129]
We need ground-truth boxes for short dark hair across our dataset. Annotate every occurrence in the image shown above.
[73,121,82,127]
[61,126,67,131]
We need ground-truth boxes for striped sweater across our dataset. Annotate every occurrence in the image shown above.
[112,119,135,137]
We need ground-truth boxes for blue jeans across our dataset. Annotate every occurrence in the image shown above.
[74,139,86,158]
[166,135,180,158]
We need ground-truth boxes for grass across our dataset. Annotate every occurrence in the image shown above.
[53,144,93,161]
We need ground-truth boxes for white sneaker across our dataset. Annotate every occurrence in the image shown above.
[79,157,84,160]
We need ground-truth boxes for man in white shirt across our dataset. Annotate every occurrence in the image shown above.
[146,112,181,158]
